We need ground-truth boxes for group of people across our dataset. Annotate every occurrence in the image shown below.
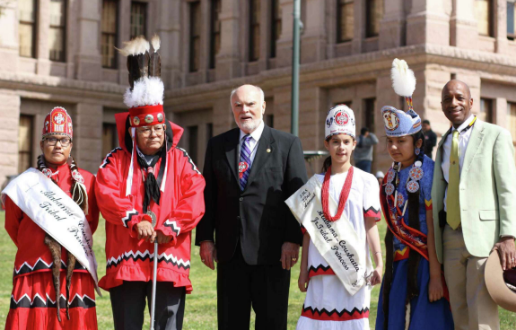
[2,44,515,330]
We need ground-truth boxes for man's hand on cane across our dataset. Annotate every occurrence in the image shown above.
[136,220,156,243]
[200,241,218,270]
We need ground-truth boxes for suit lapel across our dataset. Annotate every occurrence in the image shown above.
[461,120,484,177]
[245,125,275,191]
[225,129,240,184]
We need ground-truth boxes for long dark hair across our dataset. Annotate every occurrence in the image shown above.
[321,134,356,173]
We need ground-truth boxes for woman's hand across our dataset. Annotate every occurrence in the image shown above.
[370,265,383,286]
[428,275,444,302]
[298,269,309,292]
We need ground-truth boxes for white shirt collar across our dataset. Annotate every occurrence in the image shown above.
[239,120,265,142]
[452,114,475,133]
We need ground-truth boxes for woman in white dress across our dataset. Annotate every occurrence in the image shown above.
[286,105,383,330]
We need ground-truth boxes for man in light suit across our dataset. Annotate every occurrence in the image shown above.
[196,84,307,330]
[432,80,516,329]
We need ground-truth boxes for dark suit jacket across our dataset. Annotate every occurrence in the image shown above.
[195,125,307,265]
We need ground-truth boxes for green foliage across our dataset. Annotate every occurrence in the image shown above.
[0,213,514,329]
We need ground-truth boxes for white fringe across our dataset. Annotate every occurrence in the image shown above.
[123,77,164,108]
[404,302,411,330]
[391,58,416,97]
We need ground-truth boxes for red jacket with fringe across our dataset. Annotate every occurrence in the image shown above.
[95,114,205,293]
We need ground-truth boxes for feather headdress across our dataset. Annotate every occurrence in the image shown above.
[380,59,422,137]
[391,58,417,116]
[118,35,168,197]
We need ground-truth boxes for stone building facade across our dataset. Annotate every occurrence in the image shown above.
[1,0,516,187]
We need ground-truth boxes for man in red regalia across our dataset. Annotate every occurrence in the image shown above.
[2,107,100,330]
[95,36,205,330]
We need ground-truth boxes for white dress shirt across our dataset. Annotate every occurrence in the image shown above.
[441,114,476,211]
[238,120,265,165]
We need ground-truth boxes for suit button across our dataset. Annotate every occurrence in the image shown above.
[239,197,243,202]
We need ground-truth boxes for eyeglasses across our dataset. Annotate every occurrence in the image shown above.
[44,137,72,147]
[136,125,165,136]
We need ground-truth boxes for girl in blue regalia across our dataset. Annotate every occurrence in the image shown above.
[375,59,454,330]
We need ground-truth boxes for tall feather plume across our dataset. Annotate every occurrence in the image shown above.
[391,58,416,97]
[119,36,150,90]
[149,34,161,78]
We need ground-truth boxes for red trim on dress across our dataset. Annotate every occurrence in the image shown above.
[301,307,369,321]
[308,265,335,278]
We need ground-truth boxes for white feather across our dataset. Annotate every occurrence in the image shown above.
[391,58,416,97]
[118,36,150,57]
[123,77,164,108]
[151,35,161,53]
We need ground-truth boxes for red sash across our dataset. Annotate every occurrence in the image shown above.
[380,176,429,261]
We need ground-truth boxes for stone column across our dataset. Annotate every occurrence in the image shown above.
[407,0,450,46]
[155,0,179,88]
[495,0,508,54]
[494,97,508,128]
[216,0,242,80]
[0,1,19,72]
[72,104,103,174]
[36,0,51,75]
[276,0,293,68]
[0,92,21,187]
[379,0,405,49]
[300,0,327,63]
[351,0,364,54]
[74,0,102,81]
[118,0,132,86]
[450,0,478,48]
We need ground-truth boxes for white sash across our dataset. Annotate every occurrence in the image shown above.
[2,168,101,295]
[285,176,371,296]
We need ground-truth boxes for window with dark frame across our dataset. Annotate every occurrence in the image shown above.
[102,123,119,161]
[270,0,281,58]
[265,114,274,128]
[249,0,261,62]
[479,98,493,123]
[364,98,376,132]
[19,0,37,58]
[18,115,34,174]
[130,1,147,39]
[190,1,201,72]
[475,0,493,37]
[210,0,222,69]
[187,125,199,165]
[366,0,383,38]
[49,0,66,62]
[337,0,354,43]
[508,0,516,40]
[206,123,213,143]
[101,0,118,69]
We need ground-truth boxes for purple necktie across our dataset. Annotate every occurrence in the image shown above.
[239,135,253,190]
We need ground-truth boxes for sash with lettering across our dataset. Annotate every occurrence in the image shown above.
[1,168,101,295]
[285,176,372,296]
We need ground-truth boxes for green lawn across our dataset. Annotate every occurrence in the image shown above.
[1,212,515,329]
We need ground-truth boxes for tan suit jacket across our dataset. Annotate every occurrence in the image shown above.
[431,119,516,263]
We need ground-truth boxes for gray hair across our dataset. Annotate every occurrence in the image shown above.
[230,85,265,106]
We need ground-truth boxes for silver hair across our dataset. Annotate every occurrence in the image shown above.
[229,85,265,106]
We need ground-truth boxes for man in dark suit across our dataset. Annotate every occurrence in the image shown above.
[196,84,307,330]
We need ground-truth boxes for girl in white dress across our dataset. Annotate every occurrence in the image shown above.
[286,105,383,330]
